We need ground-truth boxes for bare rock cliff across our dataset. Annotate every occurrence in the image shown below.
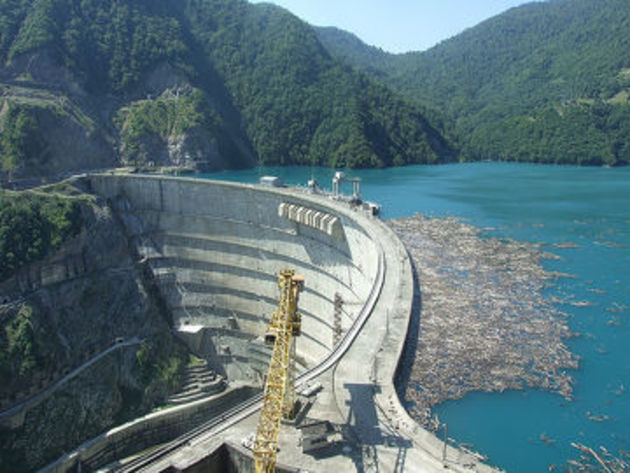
[0,181,187,472]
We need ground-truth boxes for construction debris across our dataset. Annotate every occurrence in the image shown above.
[389,214,579,430]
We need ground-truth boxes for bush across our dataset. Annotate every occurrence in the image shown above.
[0,191,83,280]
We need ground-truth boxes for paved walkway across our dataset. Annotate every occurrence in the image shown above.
[328,218,500,472]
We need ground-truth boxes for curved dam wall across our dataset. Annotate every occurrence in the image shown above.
[89,174,380,384]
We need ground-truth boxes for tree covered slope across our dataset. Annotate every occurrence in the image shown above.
[0,0,455,179]
[317,0,630,165]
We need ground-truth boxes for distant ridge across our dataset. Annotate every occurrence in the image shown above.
[1,0,627,178]
[317,0,630,165]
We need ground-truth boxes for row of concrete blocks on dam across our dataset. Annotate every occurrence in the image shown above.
[278,202,343,239]
[89,175,380,386]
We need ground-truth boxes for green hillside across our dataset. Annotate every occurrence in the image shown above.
[0,0,455,179]
[317,0,630,165]
[3,0,626,174]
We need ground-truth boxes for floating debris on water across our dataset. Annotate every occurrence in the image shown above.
[390,214,579,430]
[614,383,626,396]
[595,240,628,249]
[586,411,611,422]
[567,442,629,472]
[540,432,556,445]
[605,302,628,314]
[569,300,596,307]
[552,242,580,249]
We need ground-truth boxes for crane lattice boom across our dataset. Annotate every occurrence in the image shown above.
[254,269,303,473]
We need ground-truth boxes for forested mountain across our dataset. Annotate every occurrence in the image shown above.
[317,0,630,165]
[0,0,454,179]
[314,27,394,79]
[2,0,627,177]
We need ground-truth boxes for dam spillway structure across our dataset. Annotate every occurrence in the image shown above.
[49,174,499,473]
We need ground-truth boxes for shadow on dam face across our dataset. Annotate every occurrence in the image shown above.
[179,442,299,473]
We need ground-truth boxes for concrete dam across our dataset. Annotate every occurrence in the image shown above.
[91,174,380,383]
[49,174,498,473]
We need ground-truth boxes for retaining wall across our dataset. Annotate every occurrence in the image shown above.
[42,386,258,473]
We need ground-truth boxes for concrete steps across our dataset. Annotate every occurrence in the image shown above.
[167,361,226,405]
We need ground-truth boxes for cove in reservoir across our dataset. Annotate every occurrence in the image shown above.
[198,162,630,473]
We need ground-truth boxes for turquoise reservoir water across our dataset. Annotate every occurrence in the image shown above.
[199,163,630,472]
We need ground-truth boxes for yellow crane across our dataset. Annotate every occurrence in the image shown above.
[254,269,304,473]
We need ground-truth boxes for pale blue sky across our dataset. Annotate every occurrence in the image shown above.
[249,0,536,53]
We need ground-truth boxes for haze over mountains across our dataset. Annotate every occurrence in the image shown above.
[0,0,628,180]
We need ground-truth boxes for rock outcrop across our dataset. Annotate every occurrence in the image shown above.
[0,180,188,472]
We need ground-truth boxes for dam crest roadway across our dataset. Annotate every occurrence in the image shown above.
[43,174,500,473]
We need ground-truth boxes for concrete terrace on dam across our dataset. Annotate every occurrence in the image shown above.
[89,174,379,382]
[60,173,502,473]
